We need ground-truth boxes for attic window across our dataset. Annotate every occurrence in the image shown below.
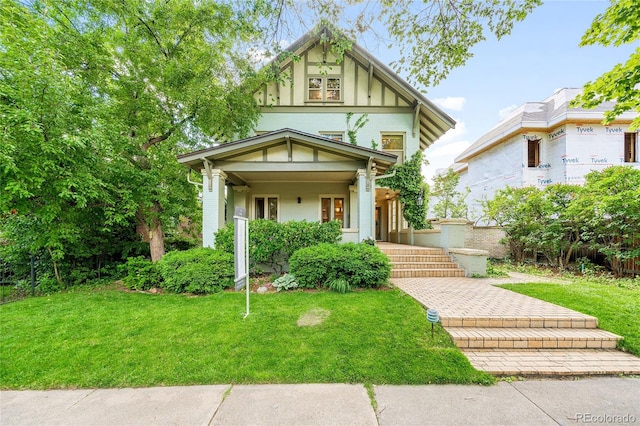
[624,132,637,163]
[308,77,341,101]
[527,139,540,167]
[320,131,344,142]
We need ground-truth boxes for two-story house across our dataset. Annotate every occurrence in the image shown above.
[447,88,639,220]
[178,25,454,246]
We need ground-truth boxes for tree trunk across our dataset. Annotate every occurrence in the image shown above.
[136,204,166,262]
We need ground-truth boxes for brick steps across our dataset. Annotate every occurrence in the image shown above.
[392,262,460,270]
[392,269,466,278]
[392,275,640,377]
[440,315,599,329]
[462,349,640,376]
[379,244,466,278]
[448,327,621,349]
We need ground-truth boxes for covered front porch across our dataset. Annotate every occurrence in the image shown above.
[177,129,398,246]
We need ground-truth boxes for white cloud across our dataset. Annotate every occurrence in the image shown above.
[498,104,518,119]
[433,96,466,111]
[428,140,472,158]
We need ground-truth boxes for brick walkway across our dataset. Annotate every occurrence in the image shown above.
[393,275,640,376]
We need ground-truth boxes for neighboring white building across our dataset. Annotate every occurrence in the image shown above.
[446,88,639,221]
[178,25,455,246]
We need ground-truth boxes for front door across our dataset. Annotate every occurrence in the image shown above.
[375,207,382,241]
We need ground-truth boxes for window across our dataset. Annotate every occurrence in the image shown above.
[321,197,345,227]
[625,132,637,163]
[319,131,344,142]
[307,77,341,101]
[527,139,540,167]
[381,133,405,163]
[254,196,278,221]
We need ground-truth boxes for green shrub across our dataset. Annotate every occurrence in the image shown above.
[289,243,391,289]
[213,219,342,274]
[157,248,233,294]
[121,256,162,291]
[272,273,299,292]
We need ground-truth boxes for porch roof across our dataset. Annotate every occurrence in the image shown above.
[177,128,397,185]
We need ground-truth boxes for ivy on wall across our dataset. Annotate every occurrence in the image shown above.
[378,151,430,230]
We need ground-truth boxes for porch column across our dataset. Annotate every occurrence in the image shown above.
[201,168,227,248]
[356,169,374,241]
[349,185,358,230]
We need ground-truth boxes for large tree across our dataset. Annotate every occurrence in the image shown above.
[572,0,640,129]
[1,0,274,264]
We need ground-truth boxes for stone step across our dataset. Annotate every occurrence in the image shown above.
[461,349,640,376]
[391,262,460,270]
[391,269,466,278]
[448,327,621,349]
[441,315,599,329]
[386,255,453,262]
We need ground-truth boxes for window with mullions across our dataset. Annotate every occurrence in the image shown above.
[254,196,278,221]
[381,133,405,163]
[319,131,344,142]
[308,77,341,101]
[321,197,345,227]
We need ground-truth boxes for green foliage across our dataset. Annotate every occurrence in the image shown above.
[121,257,162,291]
[328,278,351,294]
[0,0,274,270]
[289,243,391,289]
[485,166,640,276]
[157,248,234,294]
[378,151,429,230]
[432,169,470,219]
[214,220,342,273]
[383,0,542,86]
[346,112,369,145]
[571,0,640,129]
[568,166,640,276]
[272,273,299,292]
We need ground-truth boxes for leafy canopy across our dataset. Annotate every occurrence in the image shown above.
[571,0,640,129]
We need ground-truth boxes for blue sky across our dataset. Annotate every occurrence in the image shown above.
[408,1,638,182]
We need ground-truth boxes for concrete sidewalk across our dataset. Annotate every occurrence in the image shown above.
[2,378,639,425]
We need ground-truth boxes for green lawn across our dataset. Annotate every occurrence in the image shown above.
[0,286,493,389]
[500,279,640,356]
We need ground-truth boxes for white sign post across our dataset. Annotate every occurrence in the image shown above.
[234,207,250,318]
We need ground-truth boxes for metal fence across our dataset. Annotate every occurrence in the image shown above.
[0,256,37,304]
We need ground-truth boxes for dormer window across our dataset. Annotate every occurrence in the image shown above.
[308,77,341,101]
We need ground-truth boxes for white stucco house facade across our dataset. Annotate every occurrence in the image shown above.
[445,88,639,221]
[178,25,455,247]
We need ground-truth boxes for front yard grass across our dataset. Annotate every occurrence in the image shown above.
[500,278,640,356]
[0,285,493,389]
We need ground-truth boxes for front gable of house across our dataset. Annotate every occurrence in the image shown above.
[253,25,455,151]
[255,36,412,109]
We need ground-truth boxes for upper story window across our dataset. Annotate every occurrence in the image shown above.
[308,77,341,101]
[527,139,540,167]
[624,132,637,163]
[319,131,344,142]
[381,133,405,163]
